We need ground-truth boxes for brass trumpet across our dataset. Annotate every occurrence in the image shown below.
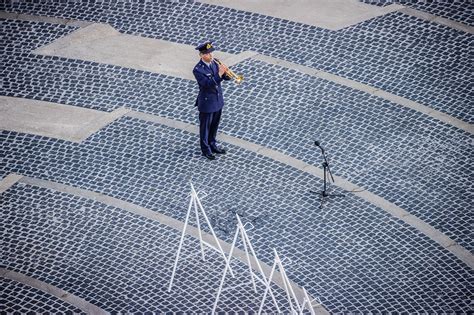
[213,58,244,84]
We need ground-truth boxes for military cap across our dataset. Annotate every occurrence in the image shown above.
[195,41,215,54]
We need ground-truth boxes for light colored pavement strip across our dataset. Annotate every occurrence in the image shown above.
[197,0,403,30]
[251,54,474,134]
[0,268,109,314]
[399,7,474,34]
[128,110,474,270]
[0,96,130,143]
[197,1,473,34]
[12,175,327,314]
[0,173,23,194]
[31,23,236,81]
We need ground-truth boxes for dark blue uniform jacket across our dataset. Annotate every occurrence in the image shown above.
[193,59,231,113]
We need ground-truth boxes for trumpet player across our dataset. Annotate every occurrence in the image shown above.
[193,41,231,160]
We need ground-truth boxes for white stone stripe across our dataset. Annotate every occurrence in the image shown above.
[197,0,403,30]
[0,268,109,314]
[126,111,474,270]
[0,173,23,194]
[15,175,327,314]
[31,23,236,81]
[0,11,92,27]
[0,96,130,143]
[74,107,131,142]
[399,7,474,34]
[251,54,473,134]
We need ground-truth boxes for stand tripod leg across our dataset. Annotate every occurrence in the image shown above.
[322,163,328,197]
[320,163,328,209]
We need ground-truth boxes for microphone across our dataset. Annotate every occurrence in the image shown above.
[314,140,324,153]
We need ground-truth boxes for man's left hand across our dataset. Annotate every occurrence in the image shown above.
[218,64,228,77]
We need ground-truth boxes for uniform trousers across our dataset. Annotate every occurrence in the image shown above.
[199,109,222,155]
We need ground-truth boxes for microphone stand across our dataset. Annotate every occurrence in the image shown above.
[311,141,344,209]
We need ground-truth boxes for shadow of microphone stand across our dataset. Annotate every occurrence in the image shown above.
[310,141,345,209]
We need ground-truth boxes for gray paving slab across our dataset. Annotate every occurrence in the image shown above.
[32,22,235,81]
[0,96,130,142]
[2,16,470,260]
[0,173,23,194]
[389,0,474,27]
[126,110,474,269]
[197,0,402,30]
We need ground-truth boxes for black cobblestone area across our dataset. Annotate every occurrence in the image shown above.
[0,278,85,314]
[2,1,473,123]
[1,19,195,115]
[1,118,472,313]
[3,23,472,254]
[226,59,474,254]
[1,183,291,313]
[360,0,474,25]
[1,2,473,313]
[1,18,77,52]
[359,0,393,6]
[2,56,194,116]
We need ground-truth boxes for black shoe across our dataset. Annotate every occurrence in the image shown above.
[203,153,216,160]
[211,146,227,154]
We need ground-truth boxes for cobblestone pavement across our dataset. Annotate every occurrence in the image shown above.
[1,0,473,313]
[1,182,293,313]
[2,18,472,252]
[1,118,473,313]
[360,0,474,26]
[1,277,85,313]
[2,0,473,122]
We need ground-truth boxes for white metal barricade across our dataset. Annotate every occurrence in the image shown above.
[258,249,318,315]
[168,182,235,292]
[168,183,322,314]
[212,214,281,313]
